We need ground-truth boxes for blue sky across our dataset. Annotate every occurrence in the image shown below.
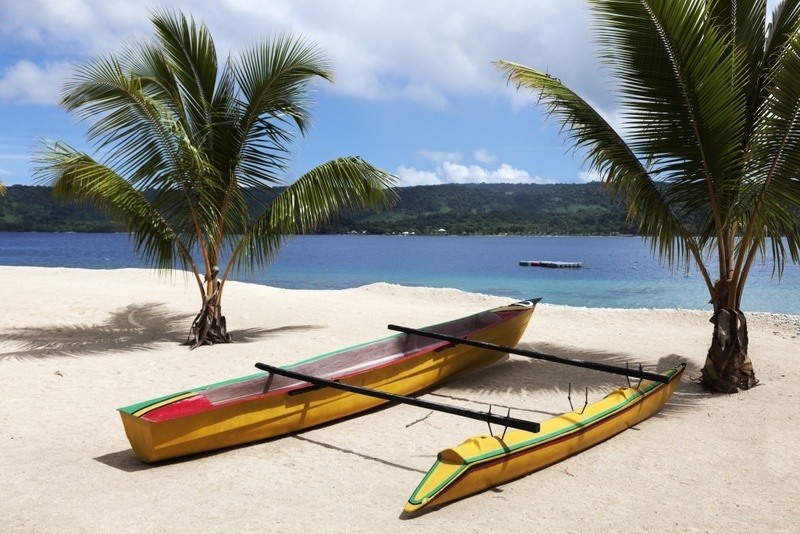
[0,0,779,187]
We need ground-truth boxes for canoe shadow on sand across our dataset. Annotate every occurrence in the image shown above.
[0,302,318,361]
[430,341,706,420]
[94,430,431,474]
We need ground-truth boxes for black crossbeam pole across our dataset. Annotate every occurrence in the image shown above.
[387,324,670,384]
[255,362,540,433]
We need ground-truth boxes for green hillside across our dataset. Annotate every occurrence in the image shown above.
[325,182,636,235]
[0,182,637,235]
[0,185,120,232]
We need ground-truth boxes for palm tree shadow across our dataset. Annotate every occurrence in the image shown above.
[0,303,318,360]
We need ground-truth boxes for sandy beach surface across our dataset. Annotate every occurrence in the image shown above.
[2,266,798,533]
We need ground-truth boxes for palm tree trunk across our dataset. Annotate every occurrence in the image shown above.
[187,269,232,349]
[701,307,758,393]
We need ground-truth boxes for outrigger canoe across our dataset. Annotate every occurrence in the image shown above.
[118,298,540,462]
[405,363,685,513]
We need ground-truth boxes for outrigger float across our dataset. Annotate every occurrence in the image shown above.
[404,363,685,513]
[255,323,682,514]
[118,299,539,462]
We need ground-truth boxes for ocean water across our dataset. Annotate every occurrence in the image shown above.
[1,232,799,314]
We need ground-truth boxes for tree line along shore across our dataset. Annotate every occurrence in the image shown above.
[0,182,637,236]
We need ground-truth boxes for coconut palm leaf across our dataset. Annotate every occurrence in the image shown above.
[34,141,198,275]
[233,33,333,186]
[229,156,397,277]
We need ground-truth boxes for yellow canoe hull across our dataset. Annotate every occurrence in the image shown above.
[405,363,685,513]
[119,299,538,463]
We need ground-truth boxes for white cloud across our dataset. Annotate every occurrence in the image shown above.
[0,60,71,105]
[397,157,554,187]
[1,0,603,109]
[6,0,782,113]
[396,166,442,186]
[1,0,685,185]
[1,0,150,54]
[441,161,549,184]
[402,146,556,186]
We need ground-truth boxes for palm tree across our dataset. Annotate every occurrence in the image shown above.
[0,181,5,195]
[496,0,800,392]
[35,9,397,348]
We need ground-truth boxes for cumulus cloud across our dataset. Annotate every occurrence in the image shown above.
[1,0,150,53]
[1,0,603,108]
[396,166,441,187]
[0,0,634,184]
[6,0,783,112]
[0,60,72,105]
[398,150,554,187]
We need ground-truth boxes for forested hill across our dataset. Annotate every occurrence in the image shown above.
[0,182,637,235]
[328,182,636,235]
[0,185,120,232]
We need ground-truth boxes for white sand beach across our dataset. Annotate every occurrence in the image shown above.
[1,266,798,533]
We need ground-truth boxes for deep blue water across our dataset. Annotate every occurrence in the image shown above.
[2,232,799,314]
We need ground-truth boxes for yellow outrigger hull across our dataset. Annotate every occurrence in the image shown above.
[119,300,538,462]
[406,363,685,513]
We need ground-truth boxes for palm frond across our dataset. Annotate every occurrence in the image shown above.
[57,53,184,192]
[596,0,748,234]
[229,157,397,274]
[499,0,800,312]
[232,34,334,186]
[766,0,800,62]
[149,7,218,137]
[710,1,765,82]
[36,9,398,332]
[33,141,194,274]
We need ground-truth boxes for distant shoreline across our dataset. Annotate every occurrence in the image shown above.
[0,229,641,237]
[2,265,799,319]
[0,182,638,235]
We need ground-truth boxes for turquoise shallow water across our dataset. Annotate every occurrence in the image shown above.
[2,232,799,314]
